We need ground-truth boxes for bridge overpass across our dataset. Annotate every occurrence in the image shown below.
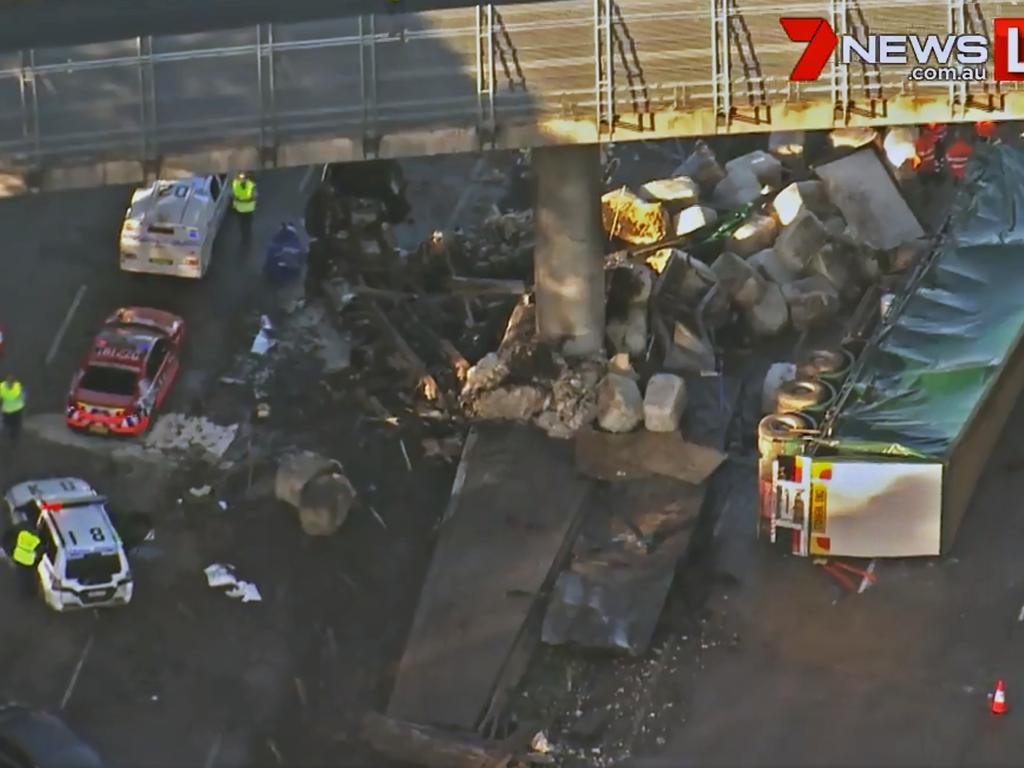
[0,0,1021,194]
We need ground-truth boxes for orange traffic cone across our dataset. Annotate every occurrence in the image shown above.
[991,680,1008,715]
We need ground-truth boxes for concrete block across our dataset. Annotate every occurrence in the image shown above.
[743,283,789,337]
[596,373,644,433]
[772,181,831,226]
[762,362,798,414]
[674,205,718,236]
[712,251,766,308]
[782,276,841,332]
[725,213,779,257]
[675,140,726,192]
[775,209,829,273]
[747,248,800,286]
[806,243,853,292]
[643,373,688,432]
[712,167,763,210]
[666,320,716,373]
[725,150,784,189]
[601,188,669,245]
[609,352,638,379]
[673,255,718,304]
[639,176,700,210]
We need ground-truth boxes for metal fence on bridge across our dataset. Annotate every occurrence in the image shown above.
[0,0,1019,190]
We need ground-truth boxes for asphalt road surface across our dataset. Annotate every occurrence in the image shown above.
[0,152,508,768]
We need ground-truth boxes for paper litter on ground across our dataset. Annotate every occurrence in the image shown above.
[204,563,262,603]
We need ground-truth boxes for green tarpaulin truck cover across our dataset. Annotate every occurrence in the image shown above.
[833,144,1024,459]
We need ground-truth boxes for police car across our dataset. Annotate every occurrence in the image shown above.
[119,175,230,279]
[3,478,133,612]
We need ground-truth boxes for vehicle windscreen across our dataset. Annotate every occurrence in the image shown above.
[79,365,136,396]
[65,553,121,585]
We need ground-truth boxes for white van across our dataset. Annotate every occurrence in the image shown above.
[119,175,230,279]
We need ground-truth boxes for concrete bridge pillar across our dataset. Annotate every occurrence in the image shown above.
[533,144,606,357]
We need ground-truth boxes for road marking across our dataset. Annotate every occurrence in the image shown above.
[60,629,95,711]
[45,284,87,366]
[298,165,318,193]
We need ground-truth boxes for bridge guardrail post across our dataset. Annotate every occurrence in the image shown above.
[359,15,379,160]
[475,5,497,147]
[19,50,40,169]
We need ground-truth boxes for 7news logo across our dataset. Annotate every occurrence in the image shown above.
[780,17,1024,83]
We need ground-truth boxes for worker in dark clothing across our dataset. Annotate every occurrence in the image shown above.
[3,522,42,598]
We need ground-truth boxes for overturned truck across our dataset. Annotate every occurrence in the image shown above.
[763,143,1024,558]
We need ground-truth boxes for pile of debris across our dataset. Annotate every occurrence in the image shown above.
[602,134,927,375]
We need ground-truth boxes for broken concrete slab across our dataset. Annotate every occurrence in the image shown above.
[674,140,726,192]
[543,477,708,655]
[772,180,831,226]
[596,373,644,433]
[574,427,726,483]
[673,204,718,237]
[145,414,239,460]
[275,450,340,508]
[725,150,783,189]
[747,248,800,285]
[461,352,510,398]
[711,167,762,210]
[297,471,355,536]
[643,374,687,432]
[608,353,638,379]
[725,213,779,257]
[638,176,700,210]
[711,251,766,308]
[601,187,669,245]
[774,208,829,273]
[782,276,841,332]
[388,424,590,730]
[743,282,789,337]
[814,147,926,250]
[470,385,548,421]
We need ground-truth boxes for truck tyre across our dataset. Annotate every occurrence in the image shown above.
[796,348,853,383]
[776,379,835,413]
[757,412,815,459]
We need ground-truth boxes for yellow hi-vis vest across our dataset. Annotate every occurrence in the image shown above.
[13,529,40,567]
[232,179,256,213]
[0,380,24,413]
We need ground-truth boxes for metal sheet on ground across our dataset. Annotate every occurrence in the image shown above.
[814,147,925,250]
[387,423,591,730]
